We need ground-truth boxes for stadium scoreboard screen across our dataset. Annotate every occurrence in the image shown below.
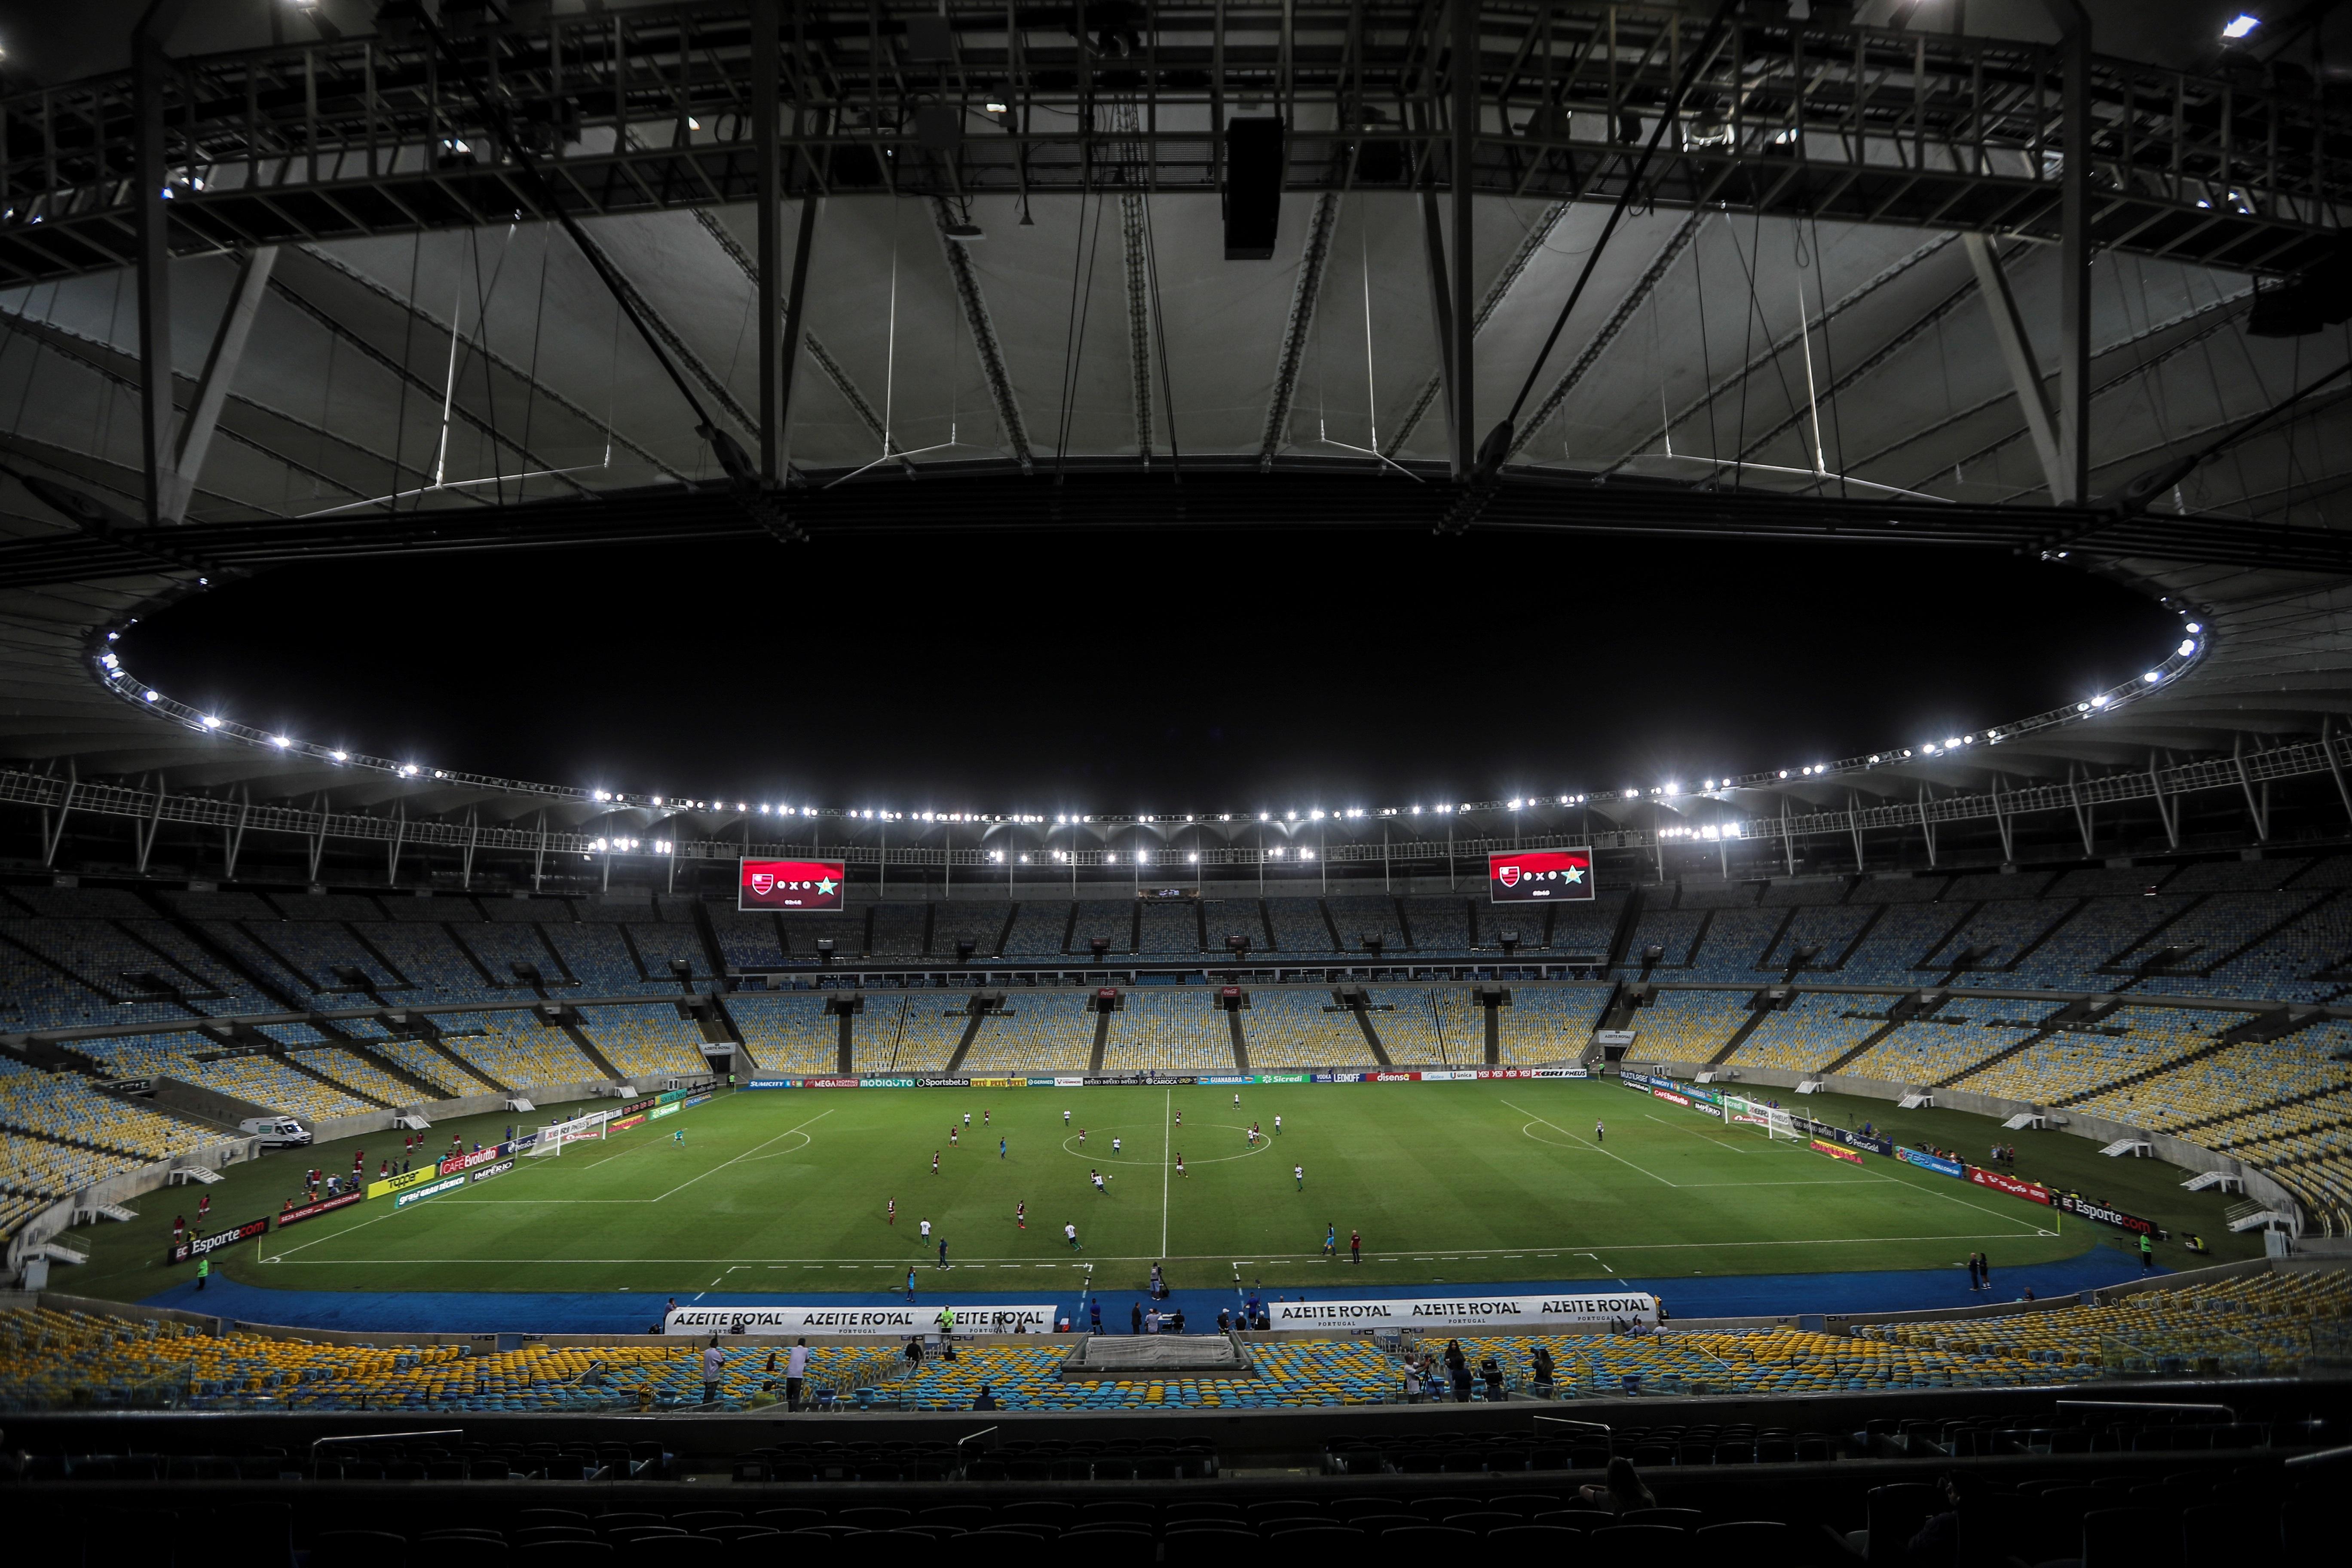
[1488,848,1595,903]
[738,858,848,911]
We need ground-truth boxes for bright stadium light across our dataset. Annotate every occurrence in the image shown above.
[1410,805,1421,814]
[991,850,1004,862]
[1269,847,1284,859]
[2092,694,2111,708]
[2144,670,2163,683]
[1188,852,1199,864]
[144,690,159,701]
[2186,622,2202,633]
[1301,848,1315,860]
[201,715,221,728]
[2223,14,2260,40]
[270,735,289,748]
[652,796,664,805]
[1286,811,1297,821]
[2179,639,2196,656]
[1019,853,1030,864]
[1945,736,1962,748]
[330,750,347,761]
[1663,783,1680,796]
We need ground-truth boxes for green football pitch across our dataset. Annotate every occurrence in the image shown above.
[71,1080,2262,1304]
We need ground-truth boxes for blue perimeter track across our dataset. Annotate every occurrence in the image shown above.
[142,1250,2158,1335]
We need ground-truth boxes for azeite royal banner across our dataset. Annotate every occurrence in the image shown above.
[1268,1294,1658,1331]
[276,1191,364,1228]
[738,858,847,911]
[1488,847,1596,903]
[664,1304,1056,1337]
[167,1216,270,1264]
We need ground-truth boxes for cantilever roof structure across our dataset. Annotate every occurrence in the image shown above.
[2,3,2351,872]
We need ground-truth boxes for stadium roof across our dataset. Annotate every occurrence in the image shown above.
[2,2,2351,857]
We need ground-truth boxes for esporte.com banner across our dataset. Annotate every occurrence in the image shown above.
[2057,1193,2159,1235]
[1267,1293,1658,1330]
[166,1216,270,1264]
[664,1304,1057,1337]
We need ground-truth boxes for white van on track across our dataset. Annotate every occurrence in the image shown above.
[239,1115,311,1148]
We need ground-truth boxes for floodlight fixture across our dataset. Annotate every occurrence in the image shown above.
[144,691,159,702]
[2179,639,2196,656]
[1188,852,1200,864]
[331,750,346,761]
[270,735,290,748]
[2223,14,2260,40]
[201,715,221,729]
[1301,848,1315,860]
[2144,670,2163,683]
[2186,622,2202,633]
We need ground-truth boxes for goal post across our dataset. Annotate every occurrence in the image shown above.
[1723,1094,1803,1142]
[528,1109,610,1157]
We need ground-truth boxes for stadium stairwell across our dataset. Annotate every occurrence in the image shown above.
[334,1038,451,1102]
[555,1019,625,1083]
[1228,1009,1250,1072]
[1346,994,1393,1068]
[273,1051,392,1111]
[1707,1003,1779,1066]
[2047,1028,2258,1109]
[944,1010,987,1075]
[415,1031,509,1094]
[1604,887,1647,973]
[1930,1000,2121,1090]
[1483,994,1501,1066]
[140,895,306,1014]
[1819,1017,1914,1076]
[1086,1010,1109,1073]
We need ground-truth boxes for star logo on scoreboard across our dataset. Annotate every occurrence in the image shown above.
[816,876,838,895]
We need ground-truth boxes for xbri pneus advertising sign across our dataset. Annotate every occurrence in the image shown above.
[1268,1294,1659,1331]
[1897,1147,1966,1179]
[276,1191,364,1228]
[167,1216,270,1264]
[663,1304,1057,1337]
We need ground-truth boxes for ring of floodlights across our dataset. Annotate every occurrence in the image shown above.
[87,609,2207,828]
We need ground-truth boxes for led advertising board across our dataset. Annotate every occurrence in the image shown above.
[1487,848,1596,903]
[738,858,848,911]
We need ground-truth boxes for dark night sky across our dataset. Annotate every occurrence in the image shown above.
[119,529,2179,814]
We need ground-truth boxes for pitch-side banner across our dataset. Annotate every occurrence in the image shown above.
[1267,1293,1658,1331]
[1967,1166,2053,1206]
[166,1216,270,1265]
[738,858,847,911]
[664,1304,1057,1337]
[1488,848,1596,903]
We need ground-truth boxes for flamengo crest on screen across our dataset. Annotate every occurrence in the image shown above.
[1488,847,1596,903]
[738,857,848,911]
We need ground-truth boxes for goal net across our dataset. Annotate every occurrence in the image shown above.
[1724,1096,1803,1142]
[528,1109,609,1157]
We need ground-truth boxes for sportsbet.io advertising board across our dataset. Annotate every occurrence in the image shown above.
[1487,848,1596,903]
[737,858,848,911]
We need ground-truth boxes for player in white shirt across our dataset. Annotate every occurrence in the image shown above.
[920,1217,932,1240]
[1274,1115,1283,1135]
[1063,1109,1072,1125]
[1112,1136,1121,1153]
[1065,1222,1081,1251]
[1294,1164,1304,1190]
[1091,1170,1106,1194]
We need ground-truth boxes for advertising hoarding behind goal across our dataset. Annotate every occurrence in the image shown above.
[1487,848,1596,903]
[738,858,848,911]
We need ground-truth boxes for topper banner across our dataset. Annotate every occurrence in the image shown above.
[663,1305,1057,1337]
[1266,1294,1659,1331]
